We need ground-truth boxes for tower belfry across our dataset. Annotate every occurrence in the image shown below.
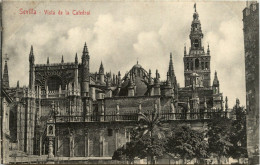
[183,4,211,88]
[3,53,10,88]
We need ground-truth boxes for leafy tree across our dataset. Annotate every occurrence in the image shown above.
[207,115,233,164]
[112,109,168,164]
[165,124,208,164]
[112,146,125,162]
[229,105,247,163]
[136,109,169,164]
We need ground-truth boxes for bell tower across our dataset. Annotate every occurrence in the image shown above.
[183,3,211,88]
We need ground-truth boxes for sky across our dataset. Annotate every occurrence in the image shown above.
[2,1,247,107]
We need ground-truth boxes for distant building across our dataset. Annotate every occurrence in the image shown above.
[0,88,13,164]
[4,5,228,164]
[243,2,259,164]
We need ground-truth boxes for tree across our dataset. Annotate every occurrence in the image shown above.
[112,108,168,164]
[207,114,233,164]
[165,124,208,164]
[112,140,142,164]
[136,108,169,164]
[229,105,247,163]
[112,129,165,164]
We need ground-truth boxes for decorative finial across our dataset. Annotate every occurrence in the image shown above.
[207,43,210,54]
[61,55,64,63]
[194,3,196,12]
[83,42,89,54]
[30,45,33,56]
[47,57,49,64]
[225,96,228,110]
[75,53,78,63]
[17,80,20,88]
[4,53,9,62]
[184,43,187,55]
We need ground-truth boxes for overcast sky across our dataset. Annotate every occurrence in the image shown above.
[2,1,247,107]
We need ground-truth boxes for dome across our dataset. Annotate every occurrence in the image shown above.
[133,63,142,69]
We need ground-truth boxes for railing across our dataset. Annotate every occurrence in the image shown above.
[54,111,228,123]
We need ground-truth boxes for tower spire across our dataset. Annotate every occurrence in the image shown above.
[29,45,35,64]
[99,61,104,74]
[47,57,49,64]
[207,43,210,54]
[168,53,174,76]
[184,44,187,55]
[17,80,20,88]
[213,71,219,86]
[183,3,210,88]
[3,54,9,88]
[75,53,78,64]
[81,42,90,96]
[82,42,90,59]
[61,55,64,63]
[30,45,33,56]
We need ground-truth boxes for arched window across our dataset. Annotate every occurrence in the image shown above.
[186,63,189,70]
[205,62,208,70]
[195,59,200,70]
[190,62,193,70]
[47,76,62,91]
[194,39,199,48]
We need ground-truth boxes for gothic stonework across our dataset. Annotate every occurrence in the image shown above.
[3,5,228,163]
[243,2,259,164]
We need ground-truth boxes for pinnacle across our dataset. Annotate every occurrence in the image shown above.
[83,42,88,53]
[30,45,34,56]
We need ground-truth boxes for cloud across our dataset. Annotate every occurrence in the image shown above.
[204,17,245,106]
[3,1,246,107]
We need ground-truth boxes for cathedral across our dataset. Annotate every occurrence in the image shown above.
[2,5,227,163]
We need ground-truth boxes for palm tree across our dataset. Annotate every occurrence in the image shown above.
[135,101,168,165]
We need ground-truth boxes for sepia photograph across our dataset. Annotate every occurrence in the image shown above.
[0,0,259,164]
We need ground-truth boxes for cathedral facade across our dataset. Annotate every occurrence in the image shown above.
[3,6,227,163]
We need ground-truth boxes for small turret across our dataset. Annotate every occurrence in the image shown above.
[75,53,78,64]
[128,74,135,96]
[61,55,64,63]
[29,46,35,64]
[154,69,161,95]
[99,61,105,84]
[17,81,20,88]
[118,71,122,87]
[207,43,210,55]
[148,69,152,85]
[184,44,187,56]
[106,73,112,88]
[2,59,9,89]
[225,96,228,111]
[213,71,220,94]
[81,42,90,97]
[168,53,176,87]
[166,72,171,87]
[82,42,90,60]
[29,46,35,91]
[236,98,240,108]
[113,74,116,85]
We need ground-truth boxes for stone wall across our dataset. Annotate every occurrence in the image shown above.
[243,2,259,163]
